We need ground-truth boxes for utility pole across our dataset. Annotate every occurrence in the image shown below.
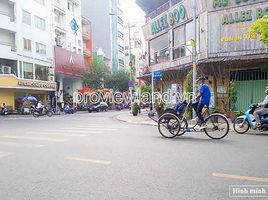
[128,22,132,81]
[192,0,197,118]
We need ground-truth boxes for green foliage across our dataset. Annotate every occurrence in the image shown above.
[249,15,268,46]
[83,56,110,90]
[154,98,165,116]
[229,82,238,112]
[105,70,130,92]
[140,83,151,94]
[132,102,140,115]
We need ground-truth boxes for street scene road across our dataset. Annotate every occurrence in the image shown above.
[0,112,267,200]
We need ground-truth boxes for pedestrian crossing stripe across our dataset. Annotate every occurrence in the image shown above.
[0,152,13,158]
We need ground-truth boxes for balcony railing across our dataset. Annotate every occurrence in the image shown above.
[0,41,16,52]
[83,49,91,57]
[0,10,15,22]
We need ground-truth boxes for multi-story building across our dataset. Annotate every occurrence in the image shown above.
[82,17,92,69]
[52,0,86,107]
[0,0,56,112]
[137,0,268,112]
[124,26,146,80]
[81,0,125,72]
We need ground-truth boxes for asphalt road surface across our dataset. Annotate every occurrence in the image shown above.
[0,111,267,200]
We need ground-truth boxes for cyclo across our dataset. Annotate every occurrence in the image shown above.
[154,100,230,139]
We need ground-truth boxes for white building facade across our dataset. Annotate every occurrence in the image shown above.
[52,0,85,107]
[0,0,56,112]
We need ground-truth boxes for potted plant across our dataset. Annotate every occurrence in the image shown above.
[155,98,165,118]
[132,102,140,116]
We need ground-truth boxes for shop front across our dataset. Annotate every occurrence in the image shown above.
[0,75,56,113]
[54,46,86,107]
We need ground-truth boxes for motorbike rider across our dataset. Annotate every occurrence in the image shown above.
[36,101,44,114]
[254,86,268,128]
[1,103,7,115]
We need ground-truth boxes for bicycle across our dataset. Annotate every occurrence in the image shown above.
[156,102,230,139]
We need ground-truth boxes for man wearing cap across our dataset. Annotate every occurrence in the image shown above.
[192,76,211,129]
[253,86,268,128]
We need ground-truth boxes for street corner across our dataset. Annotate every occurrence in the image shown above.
[115,111,157,126]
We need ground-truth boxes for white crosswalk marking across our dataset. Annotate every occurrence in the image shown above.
[64,157,111,165]
[0,141,44,148]
[60,127,117,131]
[26,132,87,137]
[46,129,104,134]
[1,136,68,142]
[0,151,13,158]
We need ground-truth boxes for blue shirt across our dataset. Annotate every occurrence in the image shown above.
[200,83,211,105]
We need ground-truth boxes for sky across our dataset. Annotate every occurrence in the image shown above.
[121,0,145,25]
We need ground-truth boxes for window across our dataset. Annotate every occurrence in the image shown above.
[78,40,82,47]
[35,64,47,81]
[23,38,32,51]
[23,62,33,79]
[73,46,76,53]
[78,48,82,54]
[118,59,124,65]
[118,17,123,26]
[68,1,74,12]
[34,16,46,30]
[22,10,31,25]
[118,31,124,39]
[118,45,124,53]
[149,33,169,65]
[36,42,46,55]
[34,0,45,5]
[173,26,186,59]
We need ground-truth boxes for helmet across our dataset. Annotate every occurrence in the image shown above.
[265,86,268,94]
[196,76,206,83]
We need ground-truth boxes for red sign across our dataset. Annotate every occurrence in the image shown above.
[54,46,86,77]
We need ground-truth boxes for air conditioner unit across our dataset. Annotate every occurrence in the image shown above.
[48,68,55,75]
[1,66,11,74]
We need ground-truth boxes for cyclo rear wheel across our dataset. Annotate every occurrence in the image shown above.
[158,113,181,138]
[204,114,229,139]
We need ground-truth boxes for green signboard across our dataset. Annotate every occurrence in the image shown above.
[150,4,187,35]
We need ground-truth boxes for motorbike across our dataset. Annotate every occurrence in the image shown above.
[64,106,75,114]
[33,107,53,118]
[1,107,8,115]
[233,104,268,133]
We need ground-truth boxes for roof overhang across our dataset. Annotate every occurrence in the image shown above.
[135,0,169,14]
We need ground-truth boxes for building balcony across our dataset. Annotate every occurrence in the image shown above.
[0,11,16,32]
[82,32,90,40]
[53,0,66,14]
[0,41,17,61]
[83,49,91,58]
[55,22,66,33]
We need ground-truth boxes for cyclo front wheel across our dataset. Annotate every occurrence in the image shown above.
[158,113,181,138]
[204,114,229,139]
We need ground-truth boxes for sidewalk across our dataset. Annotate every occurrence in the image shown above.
[115,110,157,126]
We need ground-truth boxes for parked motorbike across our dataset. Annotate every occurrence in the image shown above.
[64,106,75,114]
[233,104,268,133]
[33,107,53,118]
[1,107,8,115]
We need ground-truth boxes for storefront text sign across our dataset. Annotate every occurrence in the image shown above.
[151,4,188,35]
[18,80,56,89]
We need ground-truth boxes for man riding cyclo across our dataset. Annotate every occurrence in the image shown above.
[253,86,268,128]
[191,76,211,130]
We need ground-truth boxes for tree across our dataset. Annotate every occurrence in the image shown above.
[105,70,130,92]
[83,56,110,90]
[249,15,268,46]
[140,83,151,94]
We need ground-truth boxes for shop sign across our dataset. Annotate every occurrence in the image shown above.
[18,80,56,89]
[151,4,187,35]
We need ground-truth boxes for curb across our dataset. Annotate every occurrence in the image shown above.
[114,114,157,126]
